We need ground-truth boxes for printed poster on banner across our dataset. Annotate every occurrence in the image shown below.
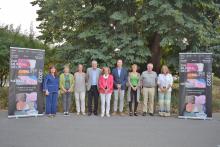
[179,53,212,119]
[8,47,45,118]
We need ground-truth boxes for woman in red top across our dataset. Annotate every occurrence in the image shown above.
[98,66,113,117]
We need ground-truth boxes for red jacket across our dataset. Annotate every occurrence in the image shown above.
[98,74,113,94]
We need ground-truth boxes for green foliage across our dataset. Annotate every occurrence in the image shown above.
[31,0,151,70]
[139,0,220,73]
[0,87,8,109]
[0,25,50,86]
[32,0,220,75]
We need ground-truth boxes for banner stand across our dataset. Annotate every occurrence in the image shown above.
[178,53,213,120]
[8,114,44,119]
[8,47,45,119]
[178,116,213,120]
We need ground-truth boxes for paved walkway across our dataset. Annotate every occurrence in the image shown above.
[0,111,220,147]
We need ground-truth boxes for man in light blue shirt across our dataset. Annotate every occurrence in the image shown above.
[91,69,98,85]
[86,60,101,116]
[117,68,121,77]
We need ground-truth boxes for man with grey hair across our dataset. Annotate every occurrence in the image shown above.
[141,63,157,116]
[86,60,101,116]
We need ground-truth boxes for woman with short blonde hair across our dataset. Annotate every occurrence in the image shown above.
[60,64,74,116]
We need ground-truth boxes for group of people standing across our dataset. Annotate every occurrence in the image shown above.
[43,59,173,118]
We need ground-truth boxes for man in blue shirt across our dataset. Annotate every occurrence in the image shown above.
[112,59,128,116]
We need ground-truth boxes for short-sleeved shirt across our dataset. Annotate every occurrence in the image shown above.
[141,71,157,87]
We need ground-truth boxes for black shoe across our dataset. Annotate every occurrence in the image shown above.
[129,112,133,116]
[94,112,98,116]
[134,112,138,116]
[149,113,154,116]
[88,112,92,116]
[142,112,147,116]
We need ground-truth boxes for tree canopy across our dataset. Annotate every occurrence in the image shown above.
[30,0,220,75]
[0,25,50,87]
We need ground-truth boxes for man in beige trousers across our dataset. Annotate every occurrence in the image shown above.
[141,63,157,116]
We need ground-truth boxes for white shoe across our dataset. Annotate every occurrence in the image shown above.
[82,112,86,116]
[77,112,80,115]
[164,112,171,117]
[101,114,104,117]
[106,113,110,117]
[159,112,165,116]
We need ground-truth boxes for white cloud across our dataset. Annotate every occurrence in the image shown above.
[0,0,40,36]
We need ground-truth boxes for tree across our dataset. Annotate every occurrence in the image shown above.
[0,25,49,87]
[32,0,220,73]
[31,0,150,70]
[139,0,220,71]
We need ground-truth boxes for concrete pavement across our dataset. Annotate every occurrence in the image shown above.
[0,111,220,147]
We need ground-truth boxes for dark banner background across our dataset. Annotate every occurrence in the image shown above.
[8,47,45,116]
[179,53,213,117]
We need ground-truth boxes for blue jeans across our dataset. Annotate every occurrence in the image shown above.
[158,91,171,112]
[46,92,58,114]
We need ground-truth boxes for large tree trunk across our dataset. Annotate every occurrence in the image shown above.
[149,32,161,73]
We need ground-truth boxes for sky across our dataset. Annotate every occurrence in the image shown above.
[0,0,40,36]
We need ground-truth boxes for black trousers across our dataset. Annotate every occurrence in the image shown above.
[88,85,99,114]
[129,88,138,113]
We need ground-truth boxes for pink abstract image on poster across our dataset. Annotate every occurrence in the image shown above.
[15,92,38,111]
[17,59,36,69]
[195,95,206,105]
[185,79,206,88]
[16,93,26,111]
[186,103,194,112]
[26,92,37,102]
[186,63,204,72]
[16,76,38,85]
[193,104,205,113]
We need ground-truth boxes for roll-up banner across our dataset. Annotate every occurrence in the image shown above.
[179,53,213,119]
[8,47,45,118]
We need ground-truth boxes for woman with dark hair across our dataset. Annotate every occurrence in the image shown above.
[43,65,59,117]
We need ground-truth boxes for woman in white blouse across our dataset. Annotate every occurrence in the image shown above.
[157,65,173,117]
